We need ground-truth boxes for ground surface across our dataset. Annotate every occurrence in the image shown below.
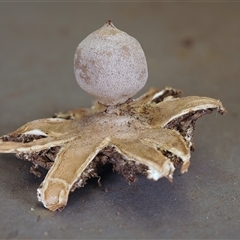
[0,2,239,239]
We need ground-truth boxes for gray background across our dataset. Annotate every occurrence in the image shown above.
[0,2,239,239]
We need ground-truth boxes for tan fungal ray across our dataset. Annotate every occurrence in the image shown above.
[130,88,160,106]
[150,96,226,127]
[0,118,77,154]
[140,128,190,173]
[54,102,106,120]
[129,87,181,110]
[4,118,75,138]
[54,108,90,120]
[112,138,175,181]
[0,136,69,154]
[38,136,111,211]
[150,87,182,103]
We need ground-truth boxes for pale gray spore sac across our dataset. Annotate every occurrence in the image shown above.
[74,20,148,106]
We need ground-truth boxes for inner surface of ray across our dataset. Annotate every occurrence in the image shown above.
[111,137,175,181]
[150,96,225,127]
[38,136,111,211]
[2,118,76,138]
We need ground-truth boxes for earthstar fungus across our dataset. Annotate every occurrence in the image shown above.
[0,21,226,211]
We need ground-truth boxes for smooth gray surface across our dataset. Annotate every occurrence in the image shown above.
[0,2,239,239]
